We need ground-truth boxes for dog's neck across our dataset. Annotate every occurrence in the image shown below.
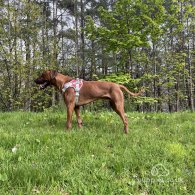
[54,73,73,91]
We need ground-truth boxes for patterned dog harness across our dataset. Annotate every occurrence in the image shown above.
[62,78,83,105]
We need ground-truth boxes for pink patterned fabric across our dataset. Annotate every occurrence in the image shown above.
[67,79,83,90]
[62,79,83,104]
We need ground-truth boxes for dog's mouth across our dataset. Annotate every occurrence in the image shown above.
[39,81,50,89]
[34,78,50,90]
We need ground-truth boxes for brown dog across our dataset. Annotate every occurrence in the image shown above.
[34,70,143,133]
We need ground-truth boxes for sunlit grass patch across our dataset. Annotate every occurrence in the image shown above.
[0,111,194,194]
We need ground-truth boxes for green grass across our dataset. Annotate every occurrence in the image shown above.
[0,110,194,194]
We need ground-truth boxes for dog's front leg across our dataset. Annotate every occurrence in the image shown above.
[66,104,75,129]
[64,88,75,130]
[74,106,82,128]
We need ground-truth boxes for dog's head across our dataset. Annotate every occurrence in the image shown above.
[34,70,57,89]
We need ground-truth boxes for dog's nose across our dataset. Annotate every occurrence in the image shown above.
[34,78,41,84]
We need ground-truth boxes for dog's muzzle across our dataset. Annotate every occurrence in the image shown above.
[34,78,50,89]
[39,81,49,89]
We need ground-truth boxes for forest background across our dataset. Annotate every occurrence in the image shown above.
[0,0,195,112]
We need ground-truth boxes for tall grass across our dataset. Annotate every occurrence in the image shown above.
[0,111,194,194]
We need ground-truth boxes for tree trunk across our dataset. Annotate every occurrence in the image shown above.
[80,0,85,79]
[90,40,96,79]
[153,43,157,111]
[74,0,79,77]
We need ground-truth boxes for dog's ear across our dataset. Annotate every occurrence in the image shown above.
[50,70,58,80]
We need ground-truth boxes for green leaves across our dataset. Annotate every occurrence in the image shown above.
[86,0,166,51]
[0,173,8,182]
[100,73,131,85]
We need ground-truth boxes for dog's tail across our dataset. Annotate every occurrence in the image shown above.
[119,85,144,97]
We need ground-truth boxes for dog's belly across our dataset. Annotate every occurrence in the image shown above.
[77,95,110,106]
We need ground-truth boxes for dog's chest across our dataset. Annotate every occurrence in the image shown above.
[62,79,83,104]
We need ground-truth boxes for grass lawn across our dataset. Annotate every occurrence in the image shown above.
[0,110,194,194]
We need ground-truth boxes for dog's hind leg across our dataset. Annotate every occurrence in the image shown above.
[110,100,128,134]
[109,90,128,134]
[74,106,82,128]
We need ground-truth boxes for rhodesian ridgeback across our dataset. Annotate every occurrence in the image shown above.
[34,70,143,133]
